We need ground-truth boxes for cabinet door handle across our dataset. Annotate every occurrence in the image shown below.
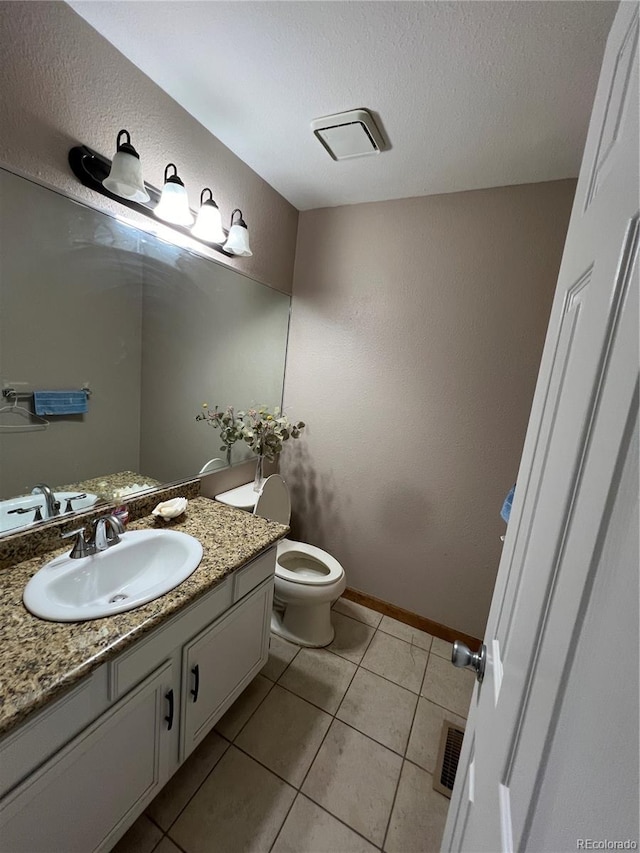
[165,689,174,731]
[191,664,200,702]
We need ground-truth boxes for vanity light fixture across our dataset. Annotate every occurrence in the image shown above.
[223,209,253,257]
[68,141,247,258]
[102,130,150,203]
[154,163,194,227]
[192,188,225,244]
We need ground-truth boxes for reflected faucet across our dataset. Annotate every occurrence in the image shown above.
[31,483,60,518]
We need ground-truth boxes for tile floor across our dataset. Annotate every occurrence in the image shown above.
[114,598,475,853]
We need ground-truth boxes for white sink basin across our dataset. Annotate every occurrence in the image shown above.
[23,529,203,622]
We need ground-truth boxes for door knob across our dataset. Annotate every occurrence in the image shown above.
[452,641,486,683]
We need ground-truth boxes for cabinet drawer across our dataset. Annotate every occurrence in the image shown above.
[109,576,233,701]
[0,664,109,799]
[233,548,276,601]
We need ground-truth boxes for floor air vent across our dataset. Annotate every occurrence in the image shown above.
[433,720,466,799]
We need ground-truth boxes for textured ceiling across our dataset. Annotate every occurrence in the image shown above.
[68,1,616,211]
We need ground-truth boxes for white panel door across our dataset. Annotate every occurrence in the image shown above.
[442,3,639,850]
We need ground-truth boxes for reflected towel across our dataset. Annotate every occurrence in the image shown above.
[33,390,88,416]
[501,485,515,524]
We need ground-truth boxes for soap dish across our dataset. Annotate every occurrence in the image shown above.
[152,497,188,521]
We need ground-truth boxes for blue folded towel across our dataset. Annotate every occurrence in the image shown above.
[501,485,515,523]
[33,390,88,416]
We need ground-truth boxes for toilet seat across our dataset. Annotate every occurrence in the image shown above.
[276,539,344,586]
[255,474,346,646]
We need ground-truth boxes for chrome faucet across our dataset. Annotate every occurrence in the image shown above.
[93,514,125,551]
[31,483,60,518]
[62,514,125,559]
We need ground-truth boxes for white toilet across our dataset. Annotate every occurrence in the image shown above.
[254,475,346,647]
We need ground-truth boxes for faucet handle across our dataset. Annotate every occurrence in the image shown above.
[61,526,93,559]
[64,493,87,513]
[8,504,44,522]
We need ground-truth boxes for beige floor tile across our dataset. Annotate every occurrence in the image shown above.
[272,794,378,853]
[379,615,433,651]
[327,612,375,663]
[170,746,296,853]
[384,761,450,853]
[406,698,466,773]
[236,685,332,786]
[361,631,428,693]
[147,729,228,830]
[262,634,300,681]
[431,636,454,660]
[153,839,181,853]
[333,597,383,628]
[337,668,417,754]
[214,674,273,740]
[421,653,475,718]
[112,814,162,853]
[302,719,402,846]
[279,647,357,713]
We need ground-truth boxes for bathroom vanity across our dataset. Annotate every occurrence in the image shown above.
[0,497,287,852]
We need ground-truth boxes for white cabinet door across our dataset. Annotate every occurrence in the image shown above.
[0,661,175,853]
[181,578,272,760]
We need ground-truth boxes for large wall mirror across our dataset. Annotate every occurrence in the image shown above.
[0,167,291,535]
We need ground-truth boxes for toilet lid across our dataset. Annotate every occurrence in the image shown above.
[276,538,344,586]
[254,474,291,526]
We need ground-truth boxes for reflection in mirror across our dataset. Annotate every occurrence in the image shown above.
[0,167,291,535]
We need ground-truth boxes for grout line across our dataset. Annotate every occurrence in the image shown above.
[295,791,385,851]
[276,677,350,717]
[358,659,425,697]
[381,756,405,852]
[403,673,423,762]
[221,674,276,744]
[164,835,190,853]
[403,755,438,777]
[149,833,165,853]
[231,740,301,791]
[146,812,164,833]
[266,791,299,853]
[158,737,232,835]
[376,629,434,655]
[333,601,384,630]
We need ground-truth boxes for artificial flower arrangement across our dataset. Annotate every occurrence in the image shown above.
[196,404,305,488]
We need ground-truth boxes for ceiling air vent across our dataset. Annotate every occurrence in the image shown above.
[311,109,385,161]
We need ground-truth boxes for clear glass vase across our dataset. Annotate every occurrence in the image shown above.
[253,454,265,492]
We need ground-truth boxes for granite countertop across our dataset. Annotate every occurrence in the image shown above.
[60,470,163,502]
[0,497,287,738]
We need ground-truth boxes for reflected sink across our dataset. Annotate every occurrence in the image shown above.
[23,529,203,622]
[0,492,99,534]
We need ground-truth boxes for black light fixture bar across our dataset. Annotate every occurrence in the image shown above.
[68,145,234,257]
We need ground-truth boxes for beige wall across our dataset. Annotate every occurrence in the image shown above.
[282,180,575,639]
[0,1,298,294]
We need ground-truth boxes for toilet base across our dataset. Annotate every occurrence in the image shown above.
[271,602,336,648]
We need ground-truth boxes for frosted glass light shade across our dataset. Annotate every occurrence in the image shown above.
[223,209,252,257]
[102,130,149,203]
[154,164,193,227]
[192,191,225,243]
